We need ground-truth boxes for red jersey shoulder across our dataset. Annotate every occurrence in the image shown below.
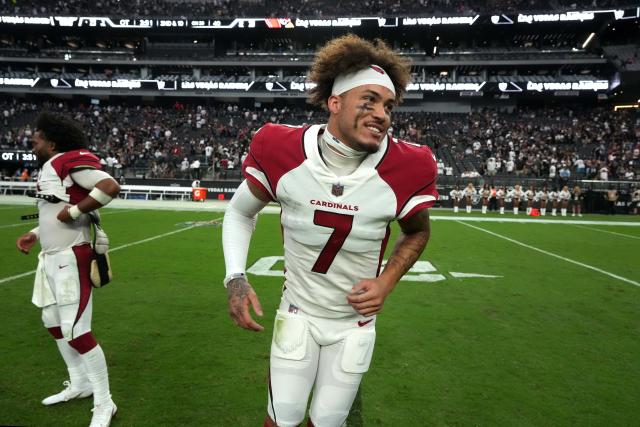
[250,123,307,156]
[379,137,437,181]
[51,149,102,180]
[246,123,307,174]
[376,137,438,216]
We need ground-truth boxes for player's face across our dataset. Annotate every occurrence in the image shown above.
[31,131,56,163]
[328,84,395,154]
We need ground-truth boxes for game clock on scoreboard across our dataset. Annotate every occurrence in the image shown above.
[0,151,37,163]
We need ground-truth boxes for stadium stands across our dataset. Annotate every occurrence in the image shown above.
[1,100,637,183]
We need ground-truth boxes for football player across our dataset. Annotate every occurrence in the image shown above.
[222,34,438,427]
[15,112,119,427]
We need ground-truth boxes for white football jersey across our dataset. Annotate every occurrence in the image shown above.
[243,124,438,318]
[558,190,571,201]
[536,190,547,202]
[549,191,559,201]
[496,189,505,199]
[36,150,102,253]
[524,190,534,201]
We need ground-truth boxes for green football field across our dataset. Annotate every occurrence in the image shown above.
[1,202,639,426]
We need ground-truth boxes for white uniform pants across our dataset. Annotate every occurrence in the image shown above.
[268,293,376,427]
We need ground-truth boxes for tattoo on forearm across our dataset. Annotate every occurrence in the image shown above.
[386,232,429,276]
[385,209,431,279]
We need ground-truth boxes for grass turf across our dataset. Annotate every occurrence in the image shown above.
[0,204,639,426]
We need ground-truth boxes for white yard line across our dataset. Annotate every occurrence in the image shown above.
[571,224,640,241]
[456,220,640,288]
[0,221,37,229]
[0,223,201,285]
[433,215,640,226]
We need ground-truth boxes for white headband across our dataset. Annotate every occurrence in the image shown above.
[331,64,396,96]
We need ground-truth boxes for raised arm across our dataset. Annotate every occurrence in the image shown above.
[57,169,121,223]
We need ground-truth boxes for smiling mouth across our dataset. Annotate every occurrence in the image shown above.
[365,124,384,135]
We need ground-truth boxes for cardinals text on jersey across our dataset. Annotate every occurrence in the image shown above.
[243,124,438,317]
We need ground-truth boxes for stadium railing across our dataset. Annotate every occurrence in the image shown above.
[0,181,194,201]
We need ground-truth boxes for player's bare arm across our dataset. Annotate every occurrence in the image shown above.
[348,209,430,316]
[57,177,121,223]
[227,276,264,332]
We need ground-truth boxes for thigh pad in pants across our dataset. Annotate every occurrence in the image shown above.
[341,328,376,374]
[271,310,308,361]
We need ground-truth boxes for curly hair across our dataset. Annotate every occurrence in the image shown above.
[35,111,87,152]
[308,34,412,109]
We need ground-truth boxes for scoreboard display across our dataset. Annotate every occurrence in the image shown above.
[0,150,37,164]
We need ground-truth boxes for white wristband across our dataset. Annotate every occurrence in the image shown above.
[30,226,40,239]
[89,187,113,205]
[69,205,83,219]
[223,272,247,288]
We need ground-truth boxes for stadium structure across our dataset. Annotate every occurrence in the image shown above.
[1,2,640,427]
[0,0,638,213]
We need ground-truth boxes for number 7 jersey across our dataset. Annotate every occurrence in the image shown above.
[243,124,438,318]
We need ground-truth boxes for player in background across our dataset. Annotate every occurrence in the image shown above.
[571,185,583,217]
[524,185,535,215]
[480,184,490,214]
[508,184,524,215]
[558,185,571,217]
[496,186,506,214]
[463,182,476,214]
[450,185,462,213]
[222,35,438,427]
[549,187,559,216]
[15,112,120,427]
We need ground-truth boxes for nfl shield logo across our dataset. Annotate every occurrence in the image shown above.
[332,183,344,197]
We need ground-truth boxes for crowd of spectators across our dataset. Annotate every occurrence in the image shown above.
[1,100,638,183]
[1,0,632,18]
[437,106,640,183]
[0,99,315,180]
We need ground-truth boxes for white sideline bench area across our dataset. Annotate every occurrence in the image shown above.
[118,185,194,201]
[0,181,195,201]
